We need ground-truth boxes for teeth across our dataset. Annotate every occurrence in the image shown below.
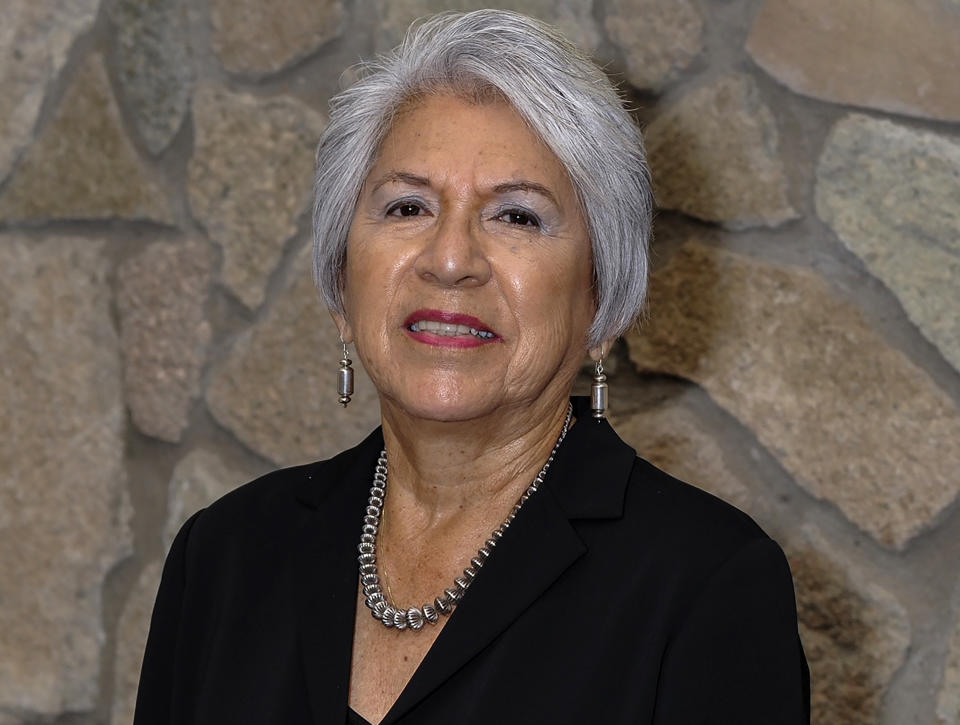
[409,320,495,339]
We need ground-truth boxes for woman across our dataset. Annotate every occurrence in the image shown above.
[135,10,809,725]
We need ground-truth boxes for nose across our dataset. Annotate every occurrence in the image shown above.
[413,212,492,287]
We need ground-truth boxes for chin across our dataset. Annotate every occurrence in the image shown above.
[382,386,501,424]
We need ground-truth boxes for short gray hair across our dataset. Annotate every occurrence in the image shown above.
[313,9,653,346]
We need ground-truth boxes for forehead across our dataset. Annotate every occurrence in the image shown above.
[368,93,574,194]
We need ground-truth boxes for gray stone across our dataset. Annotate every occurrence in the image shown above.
[0,0,100,184]
[610,400,756,517]
[117,240,214,443]
[787,526,910,725]
[164,447,259,550]
[207,245,382,466]
[938,605,960,724]
[626,241,960,549]
[187,86,326,310]
[110,561,162,725]
[747,0,960,122]
[210,0,344,76]
[604,0,702,91]
[645,74,798,229]
[0,235,132,718]
[816,114,960,375]
[110,0,193,154]
[376,0,600,55]
[0,55,174,224]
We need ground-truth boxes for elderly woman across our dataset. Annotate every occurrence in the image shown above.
[135,10,809,725]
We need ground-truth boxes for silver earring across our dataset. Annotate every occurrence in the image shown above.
[337,340,354,407]
[591,359,608,420]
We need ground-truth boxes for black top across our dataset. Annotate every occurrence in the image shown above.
[348,708,373,725]
[134,396,809,724]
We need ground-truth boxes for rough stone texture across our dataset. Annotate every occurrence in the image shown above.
[110,561,161,725]
[787,526,911,725]
[163,447,258,549]
[0,0,100,184]
[645,74,798,229]
[610,400,756,517]
[746,0,960,123]
[0,236,132,718]
[626,241,960,549]
[110,0,193,154]
[210,0,344,76]
[117,240,215,443]
[816,114,960,375]
[0,55,174,224]
[207,245,382,466]
[604,0,702,91]
[187,86,326,310]
[375,0,600,55]
[938,605,960,724]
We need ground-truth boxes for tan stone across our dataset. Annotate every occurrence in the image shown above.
[375,0,600,55]
[0,235,132,717]
[187,86,326,310]
[746,0,960,122]
[163,447,260,549]
[210,0,344,76]
[626,241,960,549]
[645,74,797,229]
[0,0,100,183]
[110,561,162,725]
[604,0,702,91]
[110,0,193,154]
[117,240,214,442]
[610,400,756,517]
[787,526,910,725]
[207,245,382,466]
[938,606,960,724]
[0,55,174,224]
[816,114,960,375]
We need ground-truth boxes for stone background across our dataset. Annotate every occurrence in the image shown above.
[0,0,958,722]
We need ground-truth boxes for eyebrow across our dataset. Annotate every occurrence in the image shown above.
[370,171,559,206]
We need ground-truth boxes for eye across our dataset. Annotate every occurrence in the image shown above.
[496,208,541,228]
[386,201,426,217]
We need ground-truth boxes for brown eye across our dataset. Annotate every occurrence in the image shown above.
[387,202,423,217]
[498,209,540,228]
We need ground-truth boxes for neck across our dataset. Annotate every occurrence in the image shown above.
[378,396,574,527]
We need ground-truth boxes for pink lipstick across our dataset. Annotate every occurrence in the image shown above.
[403,309,500,348]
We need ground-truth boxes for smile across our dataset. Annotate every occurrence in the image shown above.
[408,320,496,339]
[403,309,500,348]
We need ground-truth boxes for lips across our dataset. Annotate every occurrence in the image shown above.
[403,309,500,348]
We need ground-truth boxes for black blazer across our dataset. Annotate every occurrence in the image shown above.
[135,396,809,724]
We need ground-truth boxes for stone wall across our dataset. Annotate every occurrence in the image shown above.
[1,0,958,723]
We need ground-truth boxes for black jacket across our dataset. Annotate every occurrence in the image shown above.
[135,396,809,724]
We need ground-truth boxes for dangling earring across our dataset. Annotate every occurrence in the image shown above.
[337,340,354,407]
[591,358,608,420]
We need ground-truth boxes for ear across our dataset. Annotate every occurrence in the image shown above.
[328,308,354,345]
[588,338,614,362]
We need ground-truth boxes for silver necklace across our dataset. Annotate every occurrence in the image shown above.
[358,403,573,631]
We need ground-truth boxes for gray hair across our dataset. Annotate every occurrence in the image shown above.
[312,9,653,347]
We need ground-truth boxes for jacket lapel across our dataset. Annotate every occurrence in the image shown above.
[293,429,384,725]
[383,398,637,723]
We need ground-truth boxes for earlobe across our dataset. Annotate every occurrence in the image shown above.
[588,338,614,362]
[328,308,354,345]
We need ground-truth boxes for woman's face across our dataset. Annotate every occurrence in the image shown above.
[336,93,596,424]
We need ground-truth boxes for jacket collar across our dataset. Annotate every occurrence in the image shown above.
[292,397,636,724]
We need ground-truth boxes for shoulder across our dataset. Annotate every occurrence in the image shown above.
[180,428,383,554]
[611,455,789,612]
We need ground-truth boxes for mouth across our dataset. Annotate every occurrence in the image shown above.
[403,309,500,347]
